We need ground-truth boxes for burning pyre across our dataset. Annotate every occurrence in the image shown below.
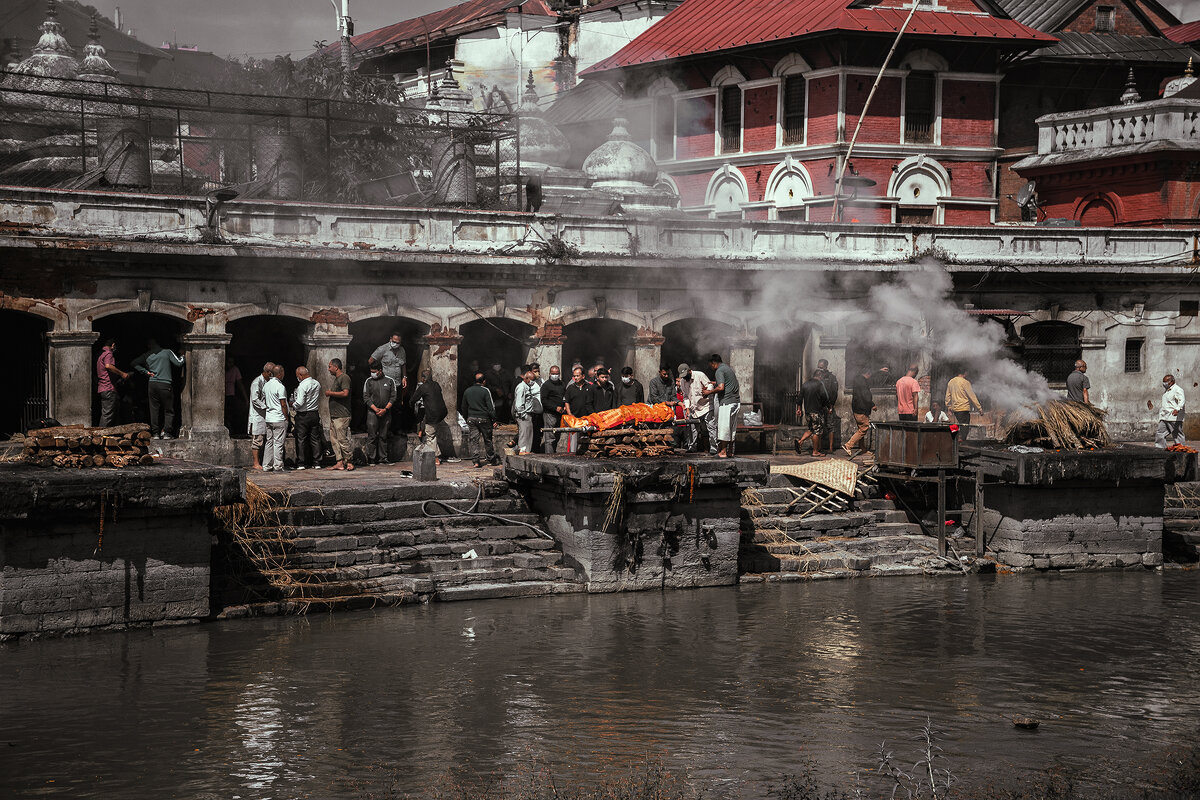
[1003,400,1111,450]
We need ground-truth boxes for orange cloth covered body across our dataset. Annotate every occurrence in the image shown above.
[560,402,675,432]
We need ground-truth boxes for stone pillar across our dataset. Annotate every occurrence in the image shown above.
[304,330,353,430]
[422,325,464,446]
[46,331,99,426]
[728,335,757,404]
[181,332,232,437]
[632,327,665,387]
[528,321,566,378]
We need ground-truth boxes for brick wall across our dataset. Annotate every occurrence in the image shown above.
[944,205,992,225]
[1062,0,1158,35]
[1024,158,1200,226]
[0,510,212,637]
[807,75,841,144]
[673,170,713,207]
[743,85,778,153]
[844,75,901,143]
[739,163,774,202]
[676,94,715,160]
[940,80,995,147]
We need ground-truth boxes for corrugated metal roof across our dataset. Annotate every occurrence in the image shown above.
[581,0,679,14]
[346,0,555,56]
[581,0,1056,75]
[1165,20,1200,45]
[992,0,1086,32]
[1034,31,1198,62]
[544,79,621,124]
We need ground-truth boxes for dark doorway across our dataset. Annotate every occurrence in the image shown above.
[757,324,810,424]
[562,318,635,380]
[0,311,49,436]
[91,313,192,430]
[662,318,735,378]
[349,316,431,432]
[459,317,534,424]
[227,315,309,436]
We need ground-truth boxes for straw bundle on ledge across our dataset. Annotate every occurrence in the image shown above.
[1003,400,1111,450]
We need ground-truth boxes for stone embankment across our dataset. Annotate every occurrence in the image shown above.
[1164,482,1200,563]
[215,478,583,618]
[739,486,968,579]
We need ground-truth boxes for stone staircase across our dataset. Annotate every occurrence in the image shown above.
[740,486,962,579]
[215,478,583,617]
[1163,481,1200,563]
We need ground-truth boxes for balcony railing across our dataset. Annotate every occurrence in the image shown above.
[1036,98,1200,155]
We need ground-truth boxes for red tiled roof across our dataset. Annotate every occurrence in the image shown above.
[1164,20,1200,45]
[346,0,555,56]
[582,0,1057,75]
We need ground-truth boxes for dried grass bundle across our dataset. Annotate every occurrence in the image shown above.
[1003,400,1110,450]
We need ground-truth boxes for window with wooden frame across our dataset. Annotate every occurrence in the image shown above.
[720,85,742,154]
[652,96,675,161]
[904,71,936,144]
[781,74,806,145]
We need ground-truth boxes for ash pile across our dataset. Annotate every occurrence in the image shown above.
[17,423,155,468]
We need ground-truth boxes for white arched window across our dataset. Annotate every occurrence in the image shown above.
[773,54,811,147]
[705,163,749,217]
[646,76,681,162]
[889,155,950,225]
[712,66,745,155]
[765,156,813,220]
[899,49,946,145]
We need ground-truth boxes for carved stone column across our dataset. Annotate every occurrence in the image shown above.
[304,327,354,431]
[632,327,665,387]
[46,330,99,426]
[528,321,566,378]
[728,335,757,404]
[422,325,464,446]
[181,332,232,437]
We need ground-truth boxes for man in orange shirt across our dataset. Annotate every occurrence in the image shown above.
[895,364,921,422]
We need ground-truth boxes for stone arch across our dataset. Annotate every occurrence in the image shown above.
[446,305,534,331]
[899,48,949,73]
[652,307,733,331]
[646,76,683,97]
[1073,192,1122,227]
[711,65,747,87]
[349,303,443,328]
[90,311,194,431]
[80,298,195,325]
[765,155,813,219]
[557,305,648,331]
[222,302,316,326]
[0,296,66,328]
[888,155,951,223]
[654,171,680,198]
[705,163,749,214]
[772,53,812,77]
[562,317,638,379]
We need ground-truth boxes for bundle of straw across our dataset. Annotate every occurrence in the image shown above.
[1003,400,1110,450]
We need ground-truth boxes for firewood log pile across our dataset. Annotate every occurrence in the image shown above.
[21,423,156,468]
[581,426,677,458]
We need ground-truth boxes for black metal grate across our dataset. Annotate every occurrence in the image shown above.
[904,72,935,144]
[782,75,806,145]
[1021,321,1082,383]
[720,85,741,153]
[1124,338,1143,373]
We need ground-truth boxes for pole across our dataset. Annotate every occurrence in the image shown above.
[974,466,984,556]
[830,0,920,222]
[936,468,946,558]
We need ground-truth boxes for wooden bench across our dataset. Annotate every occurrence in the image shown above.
[737,402,779,454]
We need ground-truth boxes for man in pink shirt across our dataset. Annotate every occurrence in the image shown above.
[95,336,128,426]
[895,364,920,422]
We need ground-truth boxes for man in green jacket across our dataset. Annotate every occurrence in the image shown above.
[132,338,185,438]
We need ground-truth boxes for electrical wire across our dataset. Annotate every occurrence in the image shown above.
[438,286,532,345]
[422,481,553,539]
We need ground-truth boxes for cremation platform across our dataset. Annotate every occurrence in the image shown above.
[506,454,767,592]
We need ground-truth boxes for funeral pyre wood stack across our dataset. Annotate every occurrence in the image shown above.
[580,426,676,458]
[21,424,155,468]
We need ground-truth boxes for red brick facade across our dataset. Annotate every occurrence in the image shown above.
[1017,156,1200,227]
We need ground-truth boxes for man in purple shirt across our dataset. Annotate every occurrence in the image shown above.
[95,337,128,426]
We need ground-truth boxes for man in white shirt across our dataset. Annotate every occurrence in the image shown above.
[678,363,714,453]
[262,365,290,472]
[513,367,537,455]
[291,366,323,469]
[924,400,950,424]
[1156,373,1186,449]
[246,361,274,471]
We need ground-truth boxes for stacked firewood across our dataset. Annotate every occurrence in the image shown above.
[581,426,676,458]
[22,423,155,468]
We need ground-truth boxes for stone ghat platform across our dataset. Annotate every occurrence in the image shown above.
[960,444,1185,571]
[505,454,768,592]
[0,459,243,639]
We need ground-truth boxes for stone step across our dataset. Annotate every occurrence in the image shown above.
[272,483,486,507]
[433,580,586,602]
[275,498,534,526]
[417,551,562,574]
[280,572,414,599]
[862,522,924,537]
[743,511,875,531]
[426,565,577,588]
[218,591,417,618]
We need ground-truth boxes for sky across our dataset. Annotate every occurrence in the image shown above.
[104,0,1200,59]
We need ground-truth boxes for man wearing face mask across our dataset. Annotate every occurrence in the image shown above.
[593,367,617,412]
[616,366,644,405]
[362,359,398,466]
[371,332,408,432]
[647,365,674,405]
[513,367,537,455]
[540,365,566,453]
[1156,374,1186,449]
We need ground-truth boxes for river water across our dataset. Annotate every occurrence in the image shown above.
[2,571,1198,799]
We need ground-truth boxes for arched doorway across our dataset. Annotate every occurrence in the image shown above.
[661,318,735,377]
[349,316,431,432]
[91,312,192,429]
[459,317,535,423]
[756,324,811,424]
[562,318,636,380]
[0,311,49,436]
[227,315,309,436]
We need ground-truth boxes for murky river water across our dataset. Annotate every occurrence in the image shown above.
[2,571,1199,799]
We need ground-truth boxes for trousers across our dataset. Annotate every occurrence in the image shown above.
[264,420,287,470]
[365,411,391,463]
[329,416,351,463]
[517,415,534,453]
[467,418,496,464]
[294,409,322,467]
[542,412,561,453]
[846,412,871,451]
[420,419,457,459]
[147,381,174,436]
[99,390,119,426]
[1156,416,1185,448]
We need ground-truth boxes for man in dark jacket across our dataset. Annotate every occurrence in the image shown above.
[794,373,831,456]
[844,366,876,457]
[616,366,644,405]
[565,366,594,417]
[592,367,617,411]
[815,358,839,454]
[411,369,459,465]
[363,360,398,465]
[647,365,674,405]
[540,365,566,453]
[462,372,500,467]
